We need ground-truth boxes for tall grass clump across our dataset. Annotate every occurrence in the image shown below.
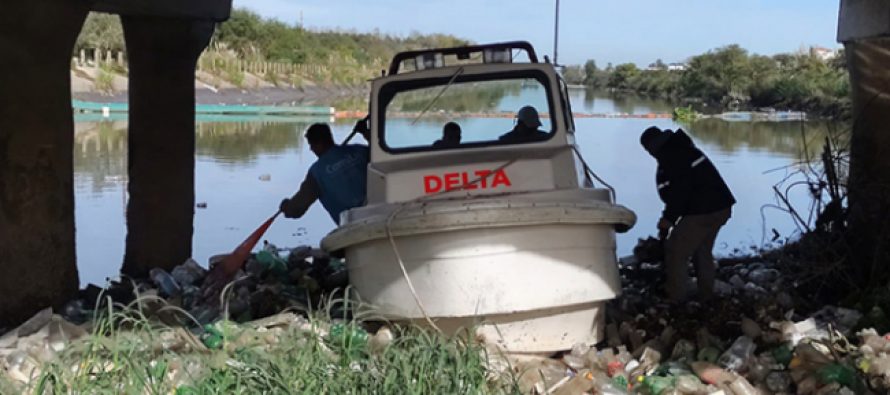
[9,292,517,394]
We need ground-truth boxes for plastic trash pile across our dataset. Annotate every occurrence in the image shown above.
[3,236,890,394]
[496,237,890,394]
[59,243,348,328]
[0,307,395,391]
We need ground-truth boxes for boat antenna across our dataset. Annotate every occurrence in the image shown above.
[553,0,560,67]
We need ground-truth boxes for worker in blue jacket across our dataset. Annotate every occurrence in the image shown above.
[280,122,369,224]
[640,126,735,302]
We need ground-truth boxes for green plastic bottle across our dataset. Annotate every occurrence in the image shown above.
[256,250,288,276]
[202,323,224,349]
[641,376,675,395]
[817,363,861,390]
[328,323,369,349]
[771,344,793,366]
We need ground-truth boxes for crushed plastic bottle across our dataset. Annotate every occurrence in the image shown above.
[171,259,207,287]
[639,375,675,395]
[717,336,755,371]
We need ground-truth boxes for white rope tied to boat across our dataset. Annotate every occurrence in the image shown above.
[384,158,517,334]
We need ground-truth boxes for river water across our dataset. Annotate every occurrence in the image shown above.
[73,88,836,285]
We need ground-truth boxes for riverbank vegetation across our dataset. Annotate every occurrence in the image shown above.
[1,301,509,394]
[74,10,468,89]
[562,45,851,119]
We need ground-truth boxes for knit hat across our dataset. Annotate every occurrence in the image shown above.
[640,126,671,154]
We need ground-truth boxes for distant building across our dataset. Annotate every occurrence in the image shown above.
[810,46,839,61]
[667,63,687,71]
[645,62,687,71]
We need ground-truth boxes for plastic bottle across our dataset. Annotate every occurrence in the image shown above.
[770,344,793,367]
[717,336,755,371]
[728,375,758,395]
[640,376,676,395]
[552,369,596,395]
[368,326,393,354]
[817,363,860,389]
[671,339,696,361]
[327,323,369,349]
[740,317,762,339]
[697,347,721,363]
[150,268,182,296]
[516,357,567,394]
[256,249,288,276]
[690,361,736,386]
[592,370,628,395]
[765,371,791,393]
[563,353,587,371]
[674,375,706,394]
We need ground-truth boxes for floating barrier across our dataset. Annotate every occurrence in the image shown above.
[73,100,335,116]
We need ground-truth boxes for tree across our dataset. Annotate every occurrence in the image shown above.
[75,12,125,53]
[561,65,584,85]
[608,63,639,90]
[653,58,667,70]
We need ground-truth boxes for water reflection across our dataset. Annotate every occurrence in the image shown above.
[72,88,844,286]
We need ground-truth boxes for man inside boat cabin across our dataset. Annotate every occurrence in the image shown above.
[432,121,462,148]
[279,122,370,225]
[499,105,549,143]
[640,126,736,303]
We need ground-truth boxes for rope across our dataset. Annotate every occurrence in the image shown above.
[383,158,517,334]
[410,67,465,126]
[572,144,616,201]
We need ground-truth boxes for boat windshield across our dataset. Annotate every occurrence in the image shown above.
[378,74,555,153]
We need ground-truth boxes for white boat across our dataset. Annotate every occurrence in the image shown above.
[321,42,636,353]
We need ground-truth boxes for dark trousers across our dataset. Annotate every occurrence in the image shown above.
[664,208,731,302]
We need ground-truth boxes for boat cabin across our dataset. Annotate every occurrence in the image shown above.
[362,41,594,206]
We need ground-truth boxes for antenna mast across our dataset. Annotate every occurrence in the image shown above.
[553,0,560,66]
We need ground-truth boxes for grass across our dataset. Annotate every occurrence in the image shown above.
[2,294,519,394]
[94,67,115,94]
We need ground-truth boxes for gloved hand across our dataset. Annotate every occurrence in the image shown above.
[279,198,294,218]
[353,117,370,141]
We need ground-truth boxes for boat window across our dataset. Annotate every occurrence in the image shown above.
[378,74,555,153]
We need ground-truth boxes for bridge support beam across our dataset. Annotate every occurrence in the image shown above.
[121,16,214,277]
[0,1,88,327]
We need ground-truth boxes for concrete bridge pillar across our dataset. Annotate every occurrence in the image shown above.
[120,16,214,277]
[839,0,890,285]
[0,1,89,327]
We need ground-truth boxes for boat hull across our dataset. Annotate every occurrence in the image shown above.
[322,190,635,352]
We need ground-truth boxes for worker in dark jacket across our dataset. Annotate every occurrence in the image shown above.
[640,126,736,302]
[280,122,369,225]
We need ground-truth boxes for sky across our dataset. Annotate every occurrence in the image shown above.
[231,0,841,66]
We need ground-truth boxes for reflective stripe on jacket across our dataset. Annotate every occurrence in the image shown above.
[654,130,735,222]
